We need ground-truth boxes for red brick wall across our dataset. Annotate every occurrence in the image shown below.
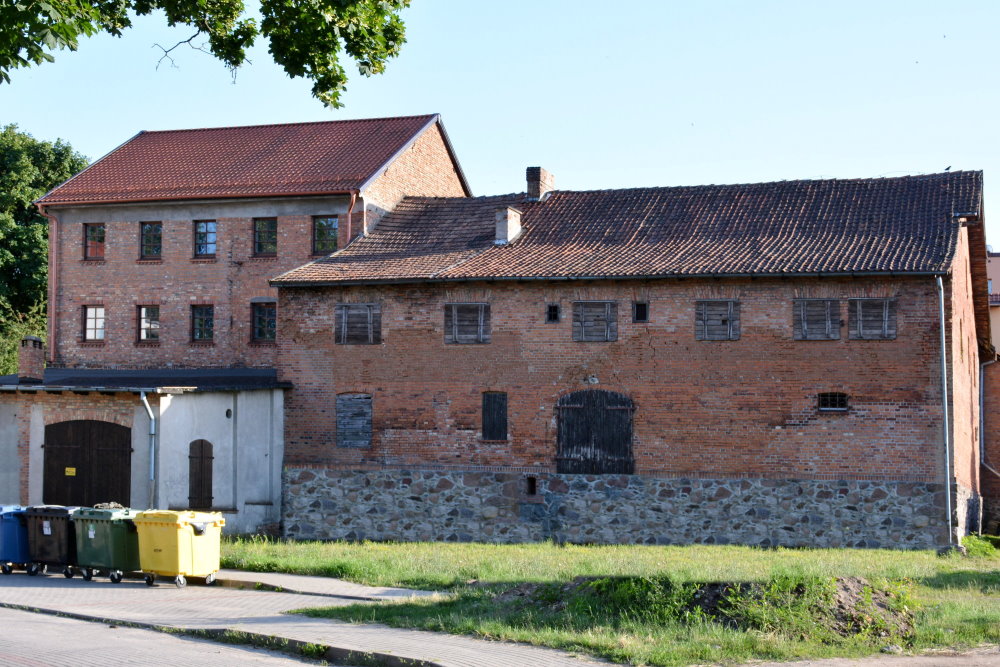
[949,228,981,492]
[982,363,1000,527]
[278,277,951,481]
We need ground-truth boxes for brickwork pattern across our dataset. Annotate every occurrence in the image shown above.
[982,363,1000,530]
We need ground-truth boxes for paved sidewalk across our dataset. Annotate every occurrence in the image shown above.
[0,572,601,666]
[216,568,439,600]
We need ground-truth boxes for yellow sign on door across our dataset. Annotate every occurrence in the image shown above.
[65,467,76,476]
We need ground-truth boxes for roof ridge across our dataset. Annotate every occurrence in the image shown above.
[136,114,439,135]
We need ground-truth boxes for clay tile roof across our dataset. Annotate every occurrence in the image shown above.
[38,114,445,205]
[272,171,983,284]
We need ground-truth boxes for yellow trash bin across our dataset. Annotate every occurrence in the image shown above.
[133,510,225,588]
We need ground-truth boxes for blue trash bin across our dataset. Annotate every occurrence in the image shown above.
[0,508,30,575]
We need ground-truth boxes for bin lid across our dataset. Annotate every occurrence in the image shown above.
[25,505,78,517]
[72,507,137,521]
[134,510,225,526]
[0,505,24,514]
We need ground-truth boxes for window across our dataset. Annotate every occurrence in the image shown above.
[84,224,105,259]
[633,301,649,323]
[695,300,740,340]
[818,392,849,411]
[336,393,372,448]
[83,306,105,340]
[848,298,897,340]
[793,299,840,340]
[253,217,277,256]
[482,392,508,440]
[335,303,381,344]
[137,305,159,341]
[312,215,338,255]
[546,304,560,322]
[444,303,491,344]
[191,305,214,341]
[252,302,276,342]
[573,301,617,342]
[193,220,216,257]
[139,222,162,259]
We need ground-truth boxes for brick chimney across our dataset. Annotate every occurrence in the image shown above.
[495,206,523,245]
[526,167,555,201]
[18,336,44,383]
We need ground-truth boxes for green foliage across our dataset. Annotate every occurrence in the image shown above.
[0,301,46,375]
[962,534,998,558]
[0,0,409,107]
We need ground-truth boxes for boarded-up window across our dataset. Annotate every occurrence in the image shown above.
[572,301,617,342]
[482,392,508,440]
[337,393,372,448]
[335,304,381,344]
[444,303,490,344]
[793,299,840,340]
[188,439,213,510]
[695,300,740,340]
[848,299,897,339]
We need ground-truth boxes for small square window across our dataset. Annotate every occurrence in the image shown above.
[140,222,162,259]
[253,218,277,256]
[137,305,159,341]
[818,392,849,411]
[83,305,105,340]
[194,220,216,258]
[633,301,649,323]
[84,224,105,260]
[191,305,214,341]
[252,302,276,341]
[313,216,338,255]
[546,304,560,322]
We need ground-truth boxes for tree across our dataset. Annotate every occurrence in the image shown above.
[0,0,409,108]
[0,124,88,320]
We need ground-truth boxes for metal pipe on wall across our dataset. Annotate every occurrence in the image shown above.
[140,391,157,509]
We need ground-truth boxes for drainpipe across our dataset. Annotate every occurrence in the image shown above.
[347,190,358,240]
[140,391,157,509]
[936,276,953,546]
[36,205,59,363]
[981,359,1000,479]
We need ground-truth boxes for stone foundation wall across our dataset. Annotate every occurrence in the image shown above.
[283,468,951,549]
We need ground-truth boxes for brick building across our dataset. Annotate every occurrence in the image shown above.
[274,168,994,548]
[0,115,470,533]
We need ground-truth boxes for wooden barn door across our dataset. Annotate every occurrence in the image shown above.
[188,439,214,510]
[556,390,635,474]
[43,420,131,506]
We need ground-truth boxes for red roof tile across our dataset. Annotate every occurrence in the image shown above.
[38,114,448,205]
[272,171,982,284]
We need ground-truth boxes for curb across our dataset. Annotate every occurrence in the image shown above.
[215,577,381,601]
[0,601,444,667]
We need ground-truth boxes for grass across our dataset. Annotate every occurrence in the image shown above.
[222,535,1000,666]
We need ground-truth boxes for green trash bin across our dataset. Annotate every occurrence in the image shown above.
[72,507,141,583]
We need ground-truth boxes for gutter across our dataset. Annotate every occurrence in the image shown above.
[981,359,1000,479]
[36,205,59,362]
[140,391,158,509]
[936,275,954,546]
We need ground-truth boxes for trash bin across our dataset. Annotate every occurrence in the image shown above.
[134,510,225,588]
[0,507,29,575]
[72,507,141,583]
[24,505,78,577]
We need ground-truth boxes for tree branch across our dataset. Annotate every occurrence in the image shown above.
[153,32,209,70]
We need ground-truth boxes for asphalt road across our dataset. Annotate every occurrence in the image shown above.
[0,607,330,666]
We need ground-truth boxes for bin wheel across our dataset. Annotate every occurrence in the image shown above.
[1,563,12,575]
[204,572,216,586]
[174,575,186,588]
[62,567,73,579]
[144,574,155,587]
[109,570,123,584]
[82,568,93,581]
[26,563,39,576]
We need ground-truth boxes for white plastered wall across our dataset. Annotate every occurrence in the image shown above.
[0,401,20,504]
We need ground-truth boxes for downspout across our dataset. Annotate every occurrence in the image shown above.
[981,359,1000,479]
[936,275,954,546]
[36,205,59,363]
[347,190,358,240]
[140,391,157,509]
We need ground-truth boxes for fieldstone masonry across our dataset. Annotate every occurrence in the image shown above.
[283,468,951,549]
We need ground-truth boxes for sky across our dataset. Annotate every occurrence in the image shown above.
[4,1,1000,242]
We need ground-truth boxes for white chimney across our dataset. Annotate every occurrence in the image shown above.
[495,206,523,245]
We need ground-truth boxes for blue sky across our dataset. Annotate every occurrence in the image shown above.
[5,1,1000,241]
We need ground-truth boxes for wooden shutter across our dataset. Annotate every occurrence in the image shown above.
[696,300,740,340]
[482,392,508,440]
[572,302,618,342]
[188,439,213,510]
[444,304,490,344]
[849,299,896,339]
[336,304,381,344]
[336,393,372,448]
[793,299,839,340]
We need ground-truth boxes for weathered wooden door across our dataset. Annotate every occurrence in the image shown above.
[43,420,131,506]
[188,439,214,510]
[556,390,635,474]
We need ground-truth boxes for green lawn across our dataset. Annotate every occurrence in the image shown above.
[222,536,1000,666]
